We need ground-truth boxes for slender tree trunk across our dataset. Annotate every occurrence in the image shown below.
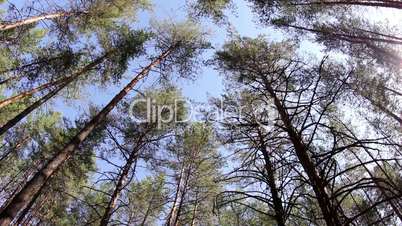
[349,145,402,222]
[281,23,402,45]
[0,47,174,226]
[0,53,113,136]
[0,53,81,86]
[0,53,106,110]
[99,146,142,226]
[0,136,30,163]
[262,77,341,226]
[166,167,186,226]
[140,200,152,226]
[167,161,192,226]
[190,194,198,226]
[140,186,156,226]
[0,79,69,137]
[280,23,402,67]
[384,86,402,96]
[289,1,402,10]
[256,129,286,226]
[0,78,64,109]
[0,11,76,31]
[0,76,18,86]
[360,92,402,125]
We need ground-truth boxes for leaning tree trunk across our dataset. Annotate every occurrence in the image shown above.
[166,165,191,226]
[262,77,341,226]
[0,76,18,86]
[0,77,66,109]
[0,53,80,86]
[0,78,71,136]
[190,193,199,226]
[278,23,402,68]
[360,91,402,125]
[280,23,402,45]
[0,11,79,31]
[257,129,286,226]
[99,144,143,226]
[0,47,174,226]
[0,52,107,110]
[140,190,156,226]
[289,1,402,10]
[349,142,402,222]
[0,53,113,136]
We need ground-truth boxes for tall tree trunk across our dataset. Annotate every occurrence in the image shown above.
[0,53,81,86]
[0,11,79,31]
[256,129,286,226]
[354,89,402,125]
[0,47,174,226]
[140,199,152,226]
[0,53,107,110]
[0,78,70,137]
[280,23,402,67]
[280,23,402,45]
[289,1,402,9]
[100,143,143,226]
[140,184,157,226]
[190,194,198,226]
[167,163,192,226]
[0,53,113,136]
[14,183,46,225]
[0,78,65,109]
[166,167,186,226]
[0,136,30,163]
[348,140,402,222]
[262,77,341,226]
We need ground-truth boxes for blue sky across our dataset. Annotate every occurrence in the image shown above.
[37,0,287,122]
[0,0,321,181]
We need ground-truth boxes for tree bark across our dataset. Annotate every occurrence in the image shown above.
[166,166,187,226]
[348,139,402,222]
[289,1,402,10]
[280,23,402,45]
[0,77,65,109]
[99,139,145,226]
[0,11,75,31]
[0,53,113,136]
[190,194,198,226]
[0,52,107,110]
[0,78,69,137]
[256,129,286,226]
[361,92,402,125]
[140,191,154,226]
[262,77,341,226]
[0,47,174,226]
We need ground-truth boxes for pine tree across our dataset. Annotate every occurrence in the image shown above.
[0,20,209,225]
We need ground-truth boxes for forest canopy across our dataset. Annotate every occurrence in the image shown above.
[0,0,401,225]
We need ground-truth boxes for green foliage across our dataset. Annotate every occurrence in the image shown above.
[152,19,211,77]
[114,174,167,225]
[190,0,231,22]
[96,27,152,84]
[75,0,151,32]
[218,203,276,226]
[215,36,296,84]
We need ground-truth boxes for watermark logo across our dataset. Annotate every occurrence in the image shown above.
[128,97,274,129]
